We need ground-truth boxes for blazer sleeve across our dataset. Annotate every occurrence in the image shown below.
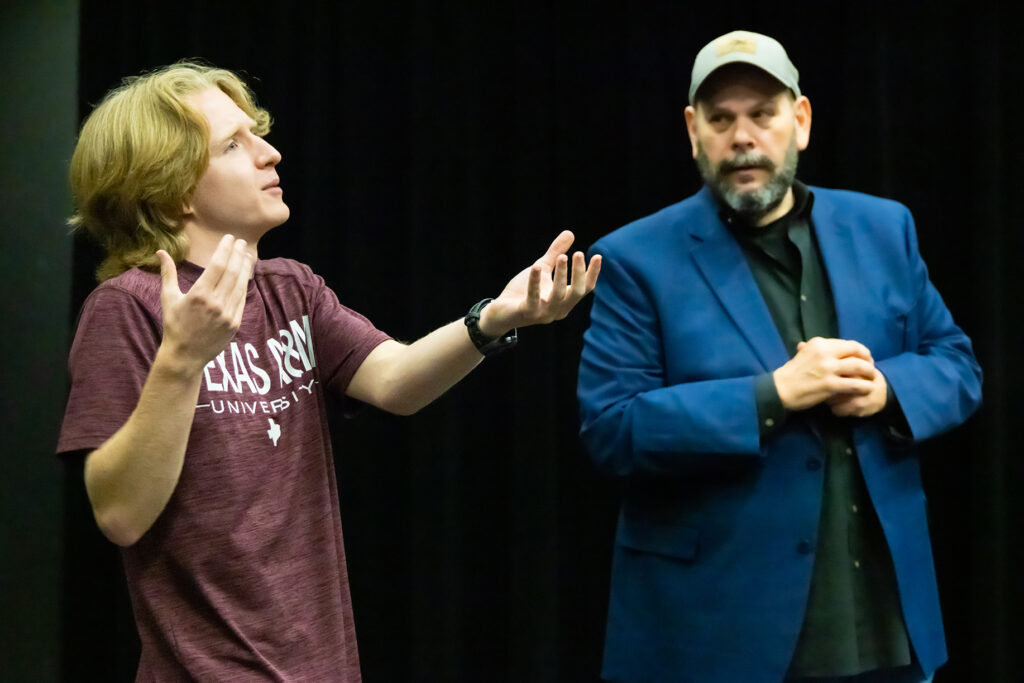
[577,244,765,479]
[874,207,983,441]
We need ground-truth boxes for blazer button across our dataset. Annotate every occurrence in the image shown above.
[797,540,813,555]
[806,458,822,471]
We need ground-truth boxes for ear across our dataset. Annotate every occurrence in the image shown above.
[181,187,197,219]
[793,95,812,151]
[684,105,700,160]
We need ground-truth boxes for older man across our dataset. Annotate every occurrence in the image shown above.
[578,31,981,683]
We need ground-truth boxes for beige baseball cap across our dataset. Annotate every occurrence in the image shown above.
[689,30,800,104]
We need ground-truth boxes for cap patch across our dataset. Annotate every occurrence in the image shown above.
[716,35,757,57]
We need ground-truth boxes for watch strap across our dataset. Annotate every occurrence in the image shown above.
[464,298,518,356]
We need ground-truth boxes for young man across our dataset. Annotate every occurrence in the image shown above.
[577,31,981,683]
[59,62,600,681]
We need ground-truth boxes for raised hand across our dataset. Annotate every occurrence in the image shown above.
[772,337,879,412]
[156,234,254,375]
[479,230,602,337]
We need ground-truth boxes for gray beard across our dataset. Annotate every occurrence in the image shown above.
[696,138,798,224]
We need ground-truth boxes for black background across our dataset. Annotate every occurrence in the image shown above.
[52,1,1024,681]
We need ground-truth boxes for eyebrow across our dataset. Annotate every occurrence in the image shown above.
[705,99,776,115]
[211,119,257,148]
[211,125,241,148]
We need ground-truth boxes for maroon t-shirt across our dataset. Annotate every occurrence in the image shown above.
[58,258,391,682]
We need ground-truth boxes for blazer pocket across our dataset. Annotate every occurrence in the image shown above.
[892,312,909,350]
[617,517,700,563]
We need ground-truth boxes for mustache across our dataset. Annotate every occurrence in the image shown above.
[718,153,776,175]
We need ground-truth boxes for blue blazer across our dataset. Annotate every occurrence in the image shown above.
[577,185,982,683]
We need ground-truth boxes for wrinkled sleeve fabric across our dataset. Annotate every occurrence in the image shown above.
[304,268,392,401]
[754,371,788,439]
[873,208,982,442]
[577,244,764,479]
[57,287,161,456]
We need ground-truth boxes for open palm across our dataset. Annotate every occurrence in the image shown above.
[481,230,602,336]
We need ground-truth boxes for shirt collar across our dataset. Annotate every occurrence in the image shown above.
[716,180,814,235]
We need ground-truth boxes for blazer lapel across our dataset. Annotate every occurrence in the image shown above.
[687,188,790,372]
[810,192,870,344]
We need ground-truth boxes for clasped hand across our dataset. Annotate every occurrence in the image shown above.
[772,337,888,417]
[478,230,602,337]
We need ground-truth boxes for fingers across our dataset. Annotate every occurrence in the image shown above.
[213,239,250,301]
[197,234,237,288]
[547,250,601,318]
[560,252,601,313]
[828,389,880,417]
[801,337,873,363]
[157,250,180,300]
[828,367,887,418]
[829,396,863,417]
[776,335,881,410]
[584,254,602,292]
[166,234,253,330]
[565,251,585,297]
[833,357,876,381]
[551,254,569,304]
[227,252,255,327]
[188,236,252,325]
[526,264,542,308]
[824,376,875,396]
[832,339,873,363]
[505,232,599,328]
[536,251,599,321]
[208,239,254,328]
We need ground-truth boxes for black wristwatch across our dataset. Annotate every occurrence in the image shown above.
[464,298,518,357]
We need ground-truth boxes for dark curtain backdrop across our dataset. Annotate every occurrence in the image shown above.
[65,2,1023,682]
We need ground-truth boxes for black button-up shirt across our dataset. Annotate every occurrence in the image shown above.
[721,182,912,677]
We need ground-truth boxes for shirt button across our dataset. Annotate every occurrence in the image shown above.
[845,447,853,455]
[800,294,808,301]
[797,540,813,555]
[764,417,775,427]
[851,504,859,513]
[853,560,862,569]
[806,458,822,471]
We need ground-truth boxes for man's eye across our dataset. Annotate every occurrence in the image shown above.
[226,140,239,151]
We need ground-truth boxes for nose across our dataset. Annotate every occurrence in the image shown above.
[256,137,282,167]
[731,117,756,152]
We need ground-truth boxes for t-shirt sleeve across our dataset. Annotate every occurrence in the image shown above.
[308,274,392,398]
[57,287,162,456]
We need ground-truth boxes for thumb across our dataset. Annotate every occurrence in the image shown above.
[538,229,575,267]
[156,250,182,302]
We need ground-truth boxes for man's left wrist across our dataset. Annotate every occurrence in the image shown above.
[477,303,506,338]
[465,299,517,357]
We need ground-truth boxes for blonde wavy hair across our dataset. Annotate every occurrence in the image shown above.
[69,61,272,281]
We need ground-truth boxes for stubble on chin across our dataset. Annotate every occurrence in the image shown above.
[696,140,798,223]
